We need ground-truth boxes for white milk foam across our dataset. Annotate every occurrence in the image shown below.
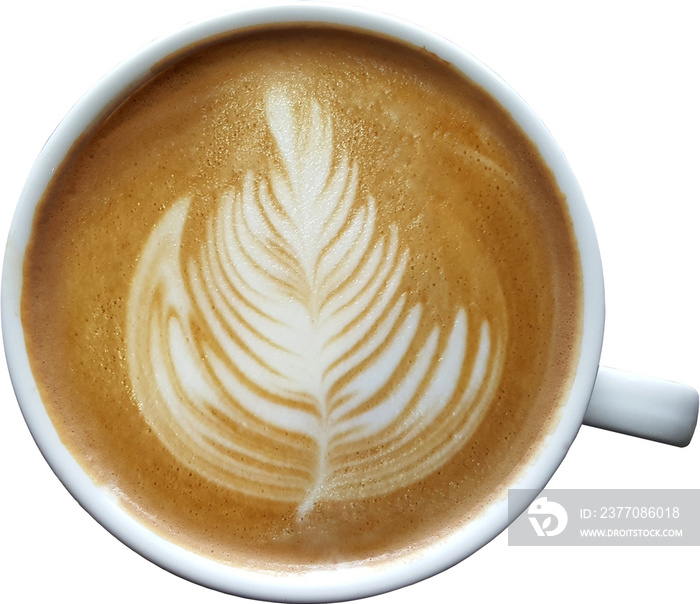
[126,88,503,516]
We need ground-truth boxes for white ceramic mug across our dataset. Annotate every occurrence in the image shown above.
[2,3,697,602]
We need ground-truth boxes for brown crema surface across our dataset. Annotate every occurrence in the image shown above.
[22,26,582,570]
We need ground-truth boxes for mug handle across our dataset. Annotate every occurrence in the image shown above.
[583,366,699,447]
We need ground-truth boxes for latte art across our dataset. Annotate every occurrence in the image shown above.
[127,89,503,515]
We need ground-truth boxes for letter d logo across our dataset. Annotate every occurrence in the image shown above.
[527,496,568,537]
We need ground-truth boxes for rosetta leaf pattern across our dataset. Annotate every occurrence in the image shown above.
[126,88,501,516]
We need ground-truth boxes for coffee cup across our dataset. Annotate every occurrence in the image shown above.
[2,2,697,602]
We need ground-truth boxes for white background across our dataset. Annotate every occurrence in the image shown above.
[1,1,698,602]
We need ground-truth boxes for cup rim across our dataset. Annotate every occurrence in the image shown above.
[1,2,605,601]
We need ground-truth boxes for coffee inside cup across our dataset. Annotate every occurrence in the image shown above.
[21,24,582,569]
